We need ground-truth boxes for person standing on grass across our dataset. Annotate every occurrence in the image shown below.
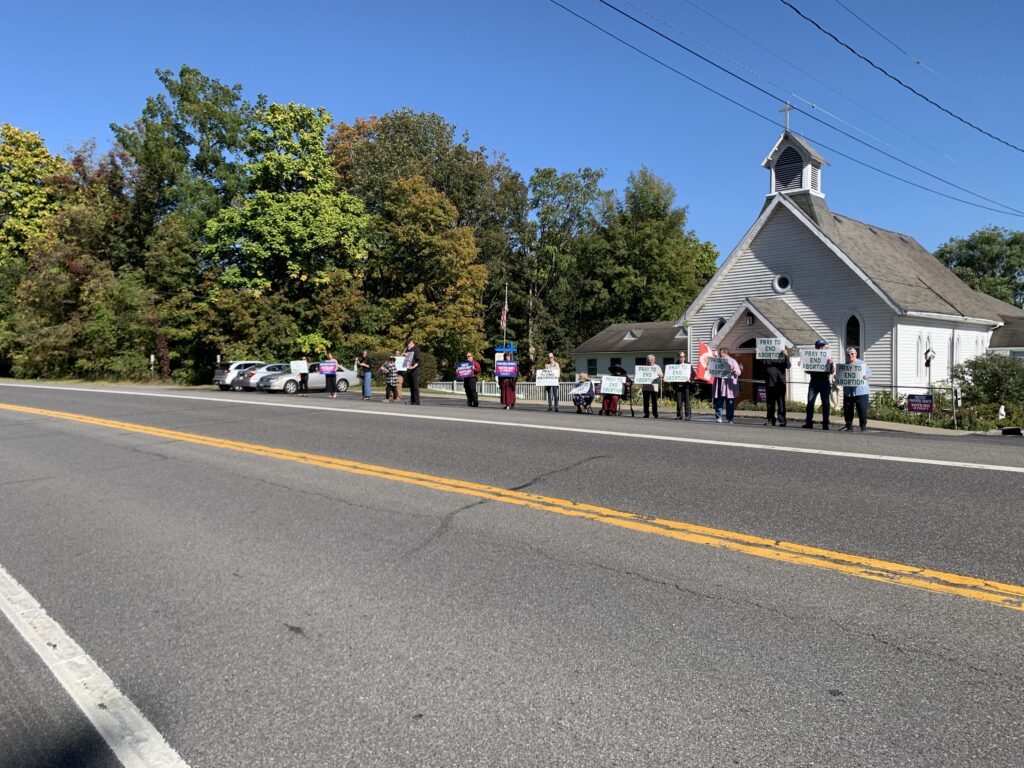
[379,356,399,402]
[803,339,835,430]
[544,352,561,412]
[321,352,339,399]
[296,356,309,397]
[498,352,517,410]
[763,347,791,427]
[462,352,481,407]
[673,351,695,421]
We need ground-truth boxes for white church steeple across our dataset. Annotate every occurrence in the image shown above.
[762,130,828,199]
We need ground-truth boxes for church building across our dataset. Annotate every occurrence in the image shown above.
[675,131,1024,403]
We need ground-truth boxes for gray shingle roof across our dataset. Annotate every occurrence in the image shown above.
[991,317,1024,349]
[781,193,1024,322]
[746,298,822,347]
[573,321,688,354]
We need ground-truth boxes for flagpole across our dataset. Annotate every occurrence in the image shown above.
[502,283,508,346]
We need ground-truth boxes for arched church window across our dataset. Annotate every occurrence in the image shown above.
[845,315,861,357]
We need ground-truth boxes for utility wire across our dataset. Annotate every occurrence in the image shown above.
[593,0,1024,216]
[779,0,1024,154]
[623,0,924,164]
[546,0,1024,218]
[831,0,964,94]
[679,0,954,163]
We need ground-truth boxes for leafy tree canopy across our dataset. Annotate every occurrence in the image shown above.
[934,227,1024,308]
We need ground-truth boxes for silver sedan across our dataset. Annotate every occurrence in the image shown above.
[257,362,358,394]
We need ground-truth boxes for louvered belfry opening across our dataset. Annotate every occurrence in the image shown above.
[773,146,803,192]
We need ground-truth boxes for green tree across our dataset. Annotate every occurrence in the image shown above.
[934,227,1024,308]
[203,103,370,299]
[0,124,70,263]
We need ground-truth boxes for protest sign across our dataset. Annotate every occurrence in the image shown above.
[755,385,767,404]
[319,360,338,374]
[799,348,831,373]
[756,337,785,359]
[495,360,518,378]
[633,365,660,385]
[290,360,309,374]
[600,375,625,395]
[534,369,559,386]
[455,362,474,380]
[706,357,735,378]
[834,362,866,388]
[663,363,692,383]
[393,356,408,372]
[907,394,933,413]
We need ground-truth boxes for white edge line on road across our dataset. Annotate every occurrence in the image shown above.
[1,382,1022,475]
[0,561,190,768]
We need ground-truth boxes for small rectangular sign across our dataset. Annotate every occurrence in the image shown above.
[319,360,338,375]
[907,394,933,413]
[535,369,559,386]
[495,360,518,378]
[834,362,866,388]
[633,365,660,385]
[290,360,309,374]
[663,363,692,383]
[800,348,831,373]
[706,357,735,378]
[756,338,785,359]
[755,385,767,404]
[393,356,408,372]
[600,375,625,395]
[455,362,475,379]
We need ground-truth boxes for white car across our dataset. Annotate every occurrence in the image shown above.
[239,362,291,391]
[257,362,358,394]
[213,360,265,391]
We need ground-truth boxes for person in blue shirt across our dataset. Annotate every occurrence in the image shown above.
[841,347,873,431]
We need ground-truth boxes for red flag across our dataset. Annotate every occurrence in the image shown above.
[696,341,714,383]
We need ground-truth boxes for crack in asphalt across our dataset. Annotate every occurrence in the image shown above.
[397,498,489,562]
[509,454,610,492]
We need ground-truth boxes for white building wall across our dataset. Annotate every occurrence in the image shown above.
[895,319,992,393]
[575,349,686,381]
[685,205,896,392]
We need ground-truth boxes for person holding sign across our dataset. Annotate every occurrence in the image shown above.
[460,352,482,407]
[802,339,835,430]
[321,352,339,399]
[570,373,595,413]
[601,363,630,415]
[763,346,791,427]
[639,354,664,419]
[667,351,695,420]
[543,352,561,412]
[497,352,518,410]
[292,357,309,397]
[711,348,741,424]
[392,349,406,401]
[404,339,422,405]
[840,347,873,431]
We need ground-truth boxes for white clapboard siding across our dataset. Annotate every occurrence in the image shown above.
[896,319,992,392]
[687,206,895,388]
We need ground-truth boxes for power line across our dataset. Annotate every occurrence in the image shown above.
[678,0,955,163]
[546,0,1024,218]
[622,0,926,164]
[592,0,1024,216]
[779,0,1024,154]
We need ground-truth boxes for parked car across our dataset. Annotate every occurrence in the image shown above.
[257,362,358,394]
[213,360,265,391]
[239,362,291,391]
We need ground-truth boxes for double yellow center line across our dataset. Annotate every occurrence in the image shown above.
[3,402,1022,612]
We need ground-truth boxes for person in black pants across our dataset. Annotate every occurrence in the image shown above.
[404,338,422,405]
[297,357,309,397]
[764,347,791,426]
[803,339,835,429]
[641,354,663,419]
[462,352,481,406]
[673,351,695,420]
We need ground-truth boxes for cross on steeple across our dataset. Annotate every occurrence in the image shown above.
[779,102,793,130]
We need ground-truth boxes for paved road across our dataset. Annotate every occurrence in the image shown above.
[0,383,1021,767]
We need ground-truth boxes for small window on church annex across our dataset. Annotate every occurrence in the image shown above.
[772,274,791,294]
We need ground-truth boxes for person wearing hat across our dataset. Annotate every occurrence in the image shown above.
[803,339,835,430]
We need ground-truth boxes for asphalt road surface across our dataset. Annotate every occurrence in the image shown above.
[1,382,1021,767]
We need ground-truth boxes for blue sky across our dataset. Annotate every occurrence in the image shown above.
[3,0,1023,262]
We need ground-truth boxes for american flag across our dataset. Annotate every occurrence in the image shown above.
[499,298,508,331]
